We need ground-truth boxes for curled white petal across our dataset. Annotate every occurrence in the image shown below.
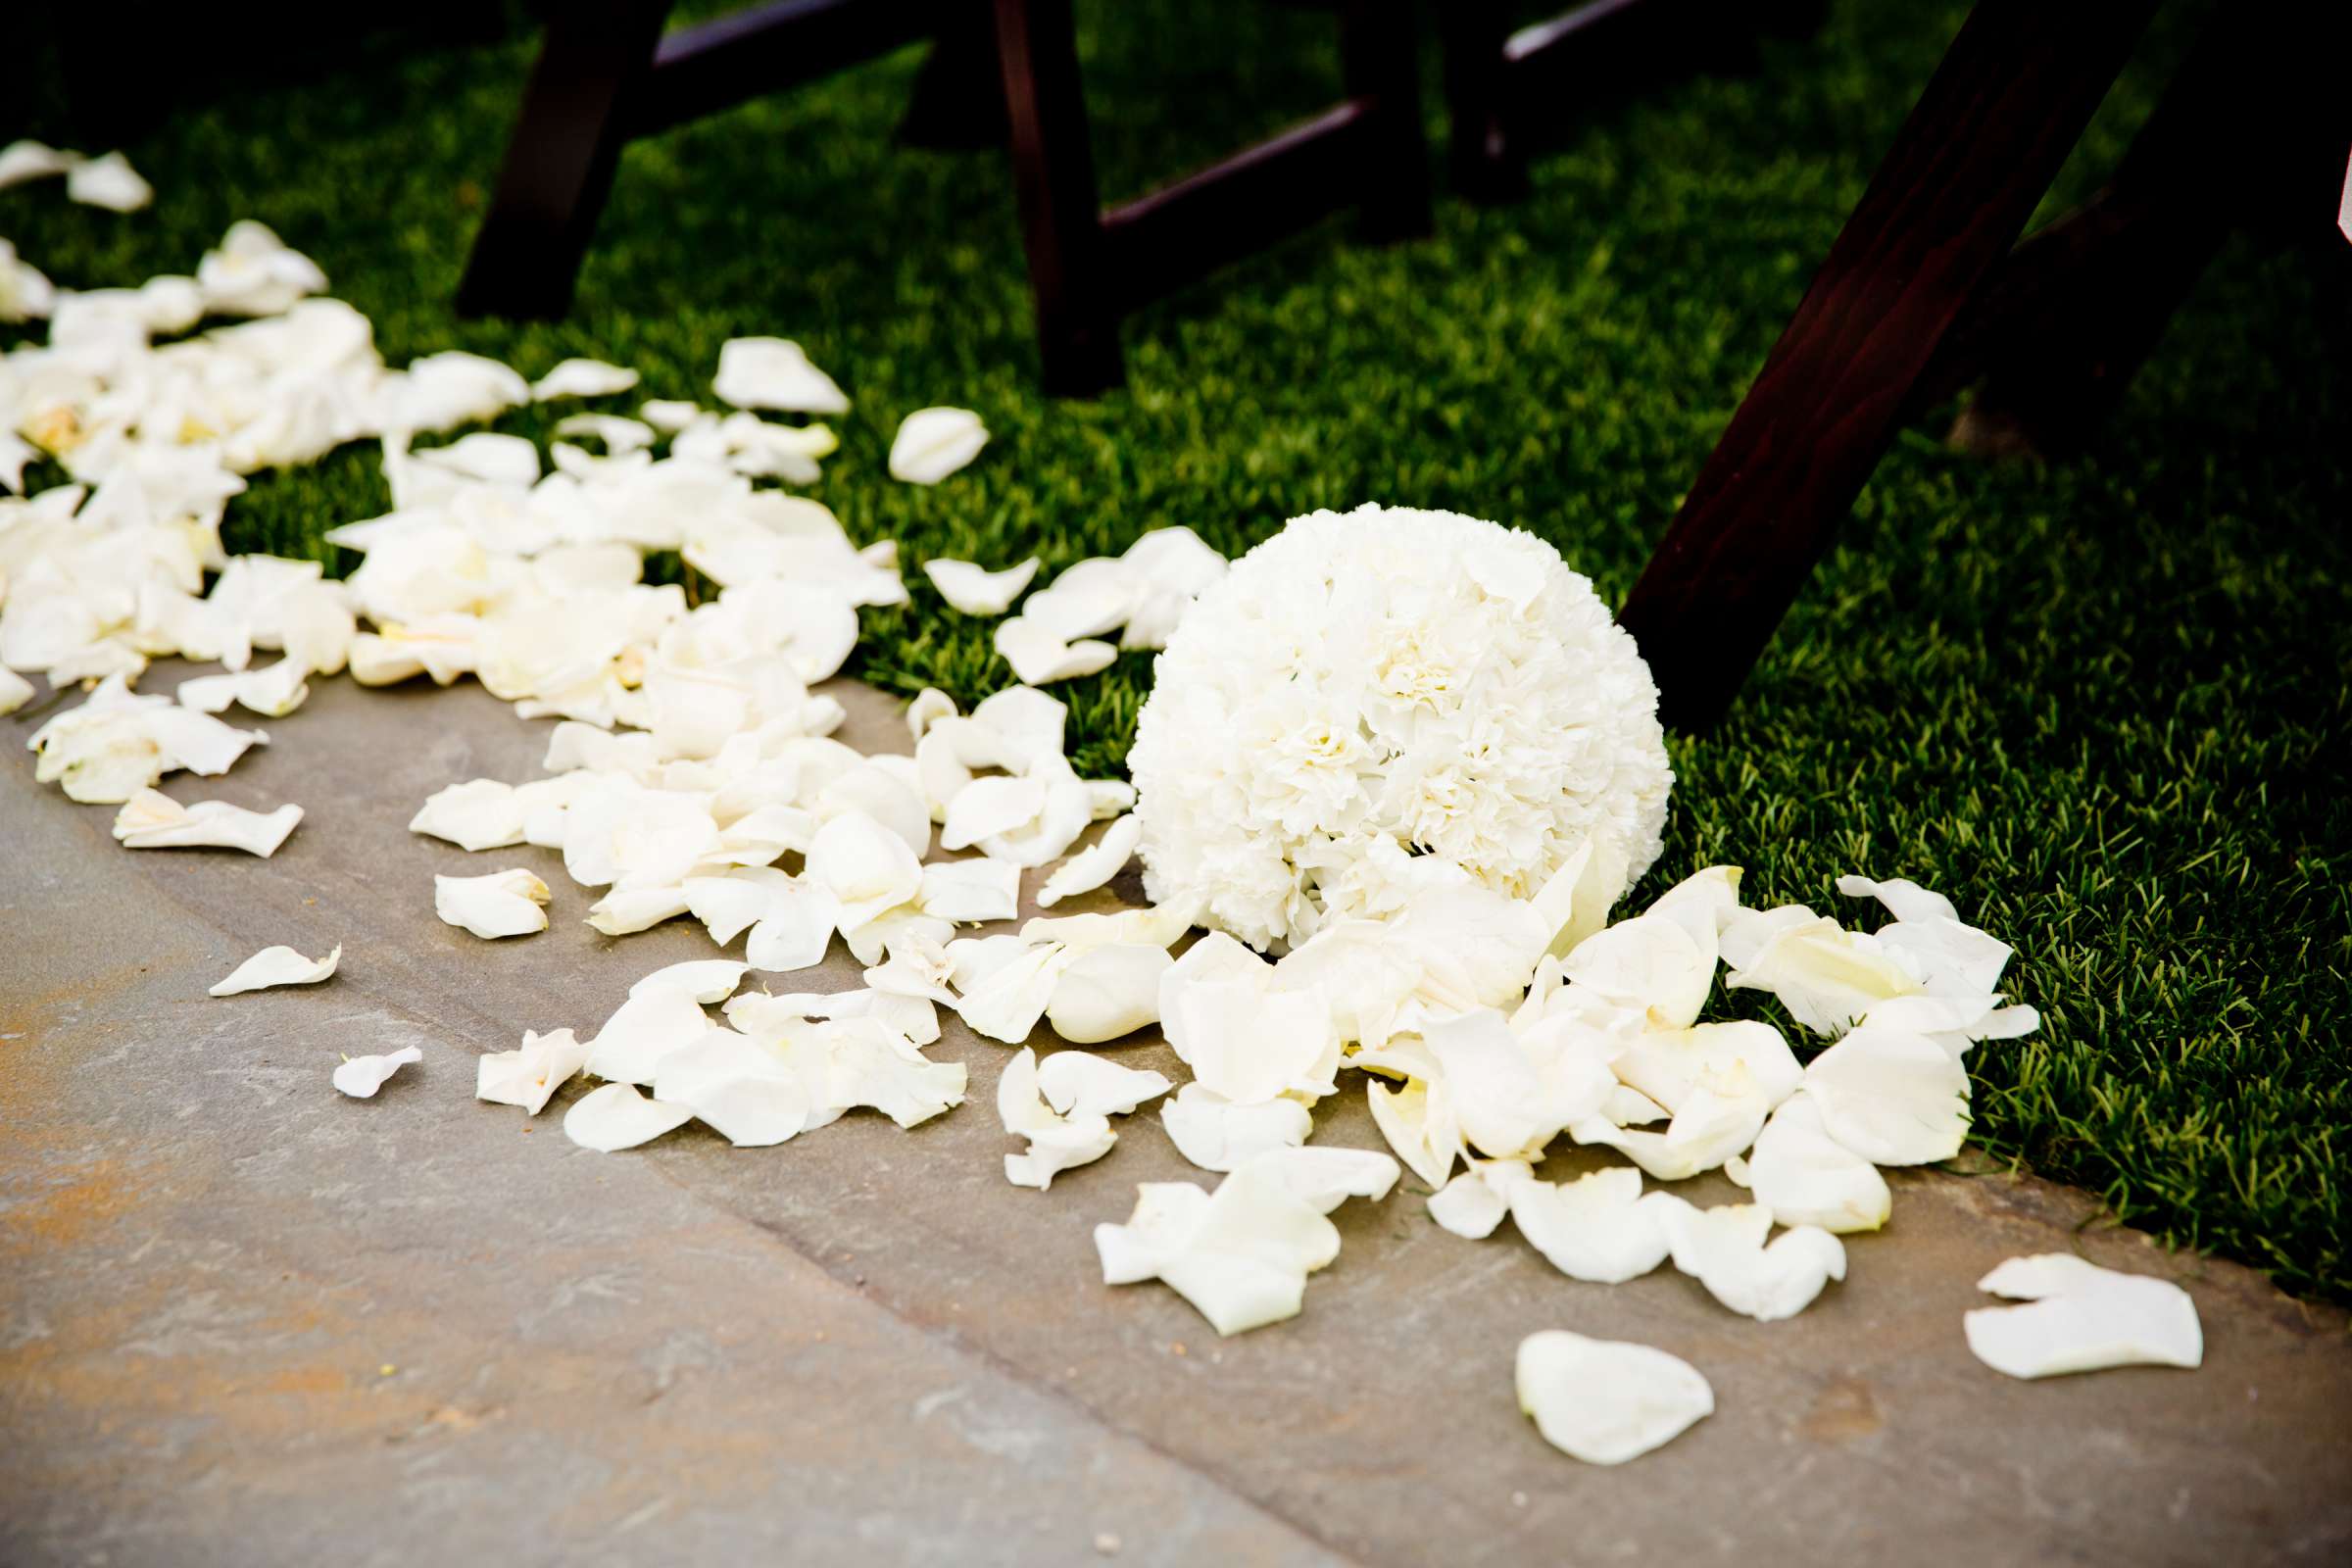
[433,868,551,939]
[67,151,153,211]
[1036,1051,1171,1118]
[564,1082,695,1152]
[210,943,341,997]
[923,556,1037,613]
[475,1028,591,1115]
[1046,942,1169,1045]
[1037,814,1142,908]
[994,616,1116,686]
[115,790,302,857]
[1094,1161,1341,1336]
[333,1045,421,1100]
[533,358,640,401]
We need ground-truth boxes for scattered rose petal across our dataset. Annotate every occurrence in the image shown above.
[66,151,153,212]
[713,337,848,415]
[1159,1082,1312,1172]
[1505,1167,1679,1284]
[434,868,552,939]
[1037,814,1141,908]
[924,556,1038,614]
[1799,1024,1970,1165]
[1094,1159,1341,1336]
[533,358,640,401]
[1516,1330,1713,1465]
[210,943,341,997]
[333,1044,421,1099]
[1964,1253,2203,1379]
[115,790,303,857]
[1657,1199,1846,1321]
[564,1081,695,1152]
[995,616,1117,686]
[1723,1094,1890,1233]
[475,1028,592,1114]
[890,407,989,484]
[1046,942,1169,1044]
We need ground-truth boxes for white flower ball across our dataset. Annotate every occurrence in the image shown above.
[1131,504,1672,949]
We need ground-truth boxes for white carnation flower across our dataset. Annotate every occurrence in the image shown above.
[1131,504,1671,949]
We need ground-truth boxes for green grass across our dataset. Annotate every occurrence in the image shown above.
[10,1,2347,1302]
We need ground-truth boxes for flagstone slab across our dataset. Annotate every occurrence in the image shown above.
[4,672,2347,1567]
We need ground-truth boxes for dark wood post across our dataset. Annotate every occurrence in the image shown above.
[456,0,675,320]
[1617,0,2156,731]
[993,0,1123,395]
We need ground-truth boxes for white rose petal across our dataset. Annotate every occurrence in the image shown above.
[918,858,1021,924]
[1569,1064,1769,1181]
[889,407,989,484]
[713,337,848,415]
[1427,1161,1528,1240]
[998,1047,1119,1190]
[475,1028,592,1115]
[1505,1167,1679,1284]
[1366,1075,1461,1191]
[1036,814,1141,908]
[1964,1253,2203,1379]
[332,1045,422,1100]
[923,556,1037,614]
[629,959,750,1005]
[115,790,303,857]
[806,810,923,931]
[1723,1094,1891,1233]
[1515,1330,1713,1465]
[1726,914,1923,1037]
[409,778,527,852]
[1243,1146,1401,1213]
[0,139,74,187]
[583,983,714,1086]
[1045,942,1169,1044]
[1094,1160,1342,1336]
[1159,1082,1314,1172]
[640,398,701,431]
[210,942,341,997]
[1657,1199,1846,1322]
[1800,1024,1970,1165]
[174,658,311,718]
[564,1082,695,1152]
[651,1029,812,1147]
[66,151,153,212]
[994,616,1116,686]
[433,868,552,939]
[533,358,641,401]
[1036,1051,1172,1118]
[1563,912,1714,1029]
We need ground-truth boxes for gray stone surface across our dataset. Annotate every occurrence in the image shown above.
[3,670,2348,1567]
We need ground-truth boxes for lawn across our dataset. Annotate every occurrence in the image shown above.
[11,0,2347,1303]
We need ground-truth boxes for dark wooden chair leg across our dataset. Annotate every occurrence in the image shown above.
[1947,9,2341,459]
[993,0,1123,396]
[1441,1,1526,203]
[456,0,674,320]
[1616,0,2155,731]
[1340,0,1434,241]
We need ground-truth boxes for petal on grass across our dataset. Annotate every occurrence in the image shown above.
[923,556,1038,614]
[889,408,989,484]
